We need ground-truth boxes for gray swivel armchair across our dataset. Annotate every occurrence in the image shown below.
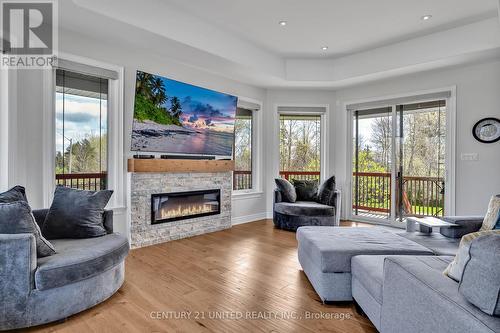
[273,189,341,231]
[0,209,129,330]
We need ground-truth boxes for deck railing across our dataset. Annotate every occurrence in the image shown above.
[352,172,444,217]
[56,172,107,191]
[279,171,320,181]
[233,171,252,191]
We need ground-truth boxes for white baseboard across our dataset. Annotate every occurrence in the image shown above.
[231,212,269,226]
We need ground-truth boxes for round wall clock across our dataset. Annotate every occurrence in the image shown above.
[472,117,500,143]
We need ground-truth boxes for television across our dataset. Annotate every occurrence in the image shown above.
[131,70,238,157]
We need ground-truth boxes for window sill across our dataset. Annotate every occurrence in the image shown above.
[231,191,264,200]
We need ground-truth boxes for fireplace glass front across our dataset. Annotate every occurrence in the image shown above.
[151,189,221,224]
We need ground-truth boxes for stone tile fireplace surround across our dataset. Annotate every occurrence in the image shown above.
[130,171,232,248]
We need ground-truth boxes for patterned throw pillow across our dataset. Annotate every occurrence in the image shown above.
[480,195,500,231]
[444,229,500,282]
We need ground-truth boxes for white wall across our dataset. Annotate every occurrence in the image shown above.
[335,60,500,216]
[7,28,267,235]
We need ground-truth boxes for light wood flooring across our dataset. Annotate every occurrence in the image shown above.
[25,220,376,333]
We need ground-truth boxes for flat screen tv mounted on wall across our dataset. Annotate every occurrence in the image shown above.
[131,70,238,157]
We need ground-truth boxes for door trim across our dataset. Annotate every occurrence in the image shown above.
[344,86,457,225]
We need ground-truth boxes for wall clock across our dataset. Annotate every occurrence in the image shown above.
[472,117,500,143]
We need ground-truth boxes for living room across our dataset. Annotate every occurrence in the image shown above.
[1,0,499,332]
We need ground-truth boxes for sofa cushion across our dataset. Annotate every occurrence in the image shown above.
[317,176,336,206]
[351,255,387,303]
[444,229,500,282]
[459,233,500,316]
[274,201,334,216]
[397,231,460,256]
[296,227,434,273]
[292,179,318,201]
[35,233,129,291]
[0,201,56,258]
[0,185,28,203]
[480,194,500,231]
[42,186,113,239]
[274,178,297,203]
[382,256,500,333]
[352,255,454,305]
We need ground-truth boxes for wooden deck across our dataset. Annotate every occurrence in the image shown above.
[25,220,376,333]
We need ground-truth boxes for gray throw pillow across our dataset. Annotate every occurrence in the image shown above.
[0,185,28,203]
[42,186,113,239]
[459,233,500,316]
[0,201,56,257]
[292,179,318,201]
[318,176,336,205]
[275,178,297,203]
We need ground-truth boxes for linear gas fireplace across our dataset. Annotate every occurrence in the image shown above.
[151,189,221,224]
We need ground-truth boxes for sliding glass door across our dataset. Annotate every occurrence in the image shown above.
[352,107,393,221]
[395,100,446,221]
[352,99,447,224]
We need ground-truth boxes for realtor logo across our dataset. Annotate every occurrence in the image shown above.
[1,0,57,68]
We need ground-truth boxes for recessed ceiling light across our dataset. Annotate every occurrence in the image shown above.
[321,46,328,51]
[279,21,287,26]
[421,15,432,21]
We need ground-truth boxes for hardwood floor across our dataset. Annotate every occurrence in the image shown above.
[26,220,376,333]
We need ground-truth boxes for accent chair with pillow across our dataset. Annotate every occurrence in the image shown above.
[273,176,341,231]
[0,186,129,330]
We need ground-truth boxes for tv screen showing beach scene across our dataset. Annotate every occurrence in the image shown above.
[131,70,238,156]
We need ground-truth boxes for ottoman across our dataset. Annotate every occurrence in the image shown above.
[296,226,434,301]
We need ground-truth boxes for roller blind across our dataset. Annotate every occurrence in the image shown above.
[54,58,118,80]
[347,91,451,111]
[278,106,326,114]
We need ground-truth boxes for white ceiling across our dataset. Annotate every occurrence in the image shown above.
[66,0,500,88]
[163,0,498,57]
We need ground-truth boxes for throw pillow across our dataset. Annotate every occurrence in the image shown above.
[458,233,500,316]
[275,178,297,203]
[480,195,500,231]
[0,201,56,257]
[292,179,319,201]
[42,186,113,239]
[443,229,500,282]
[0,185,28,203]
[317,176,336,206]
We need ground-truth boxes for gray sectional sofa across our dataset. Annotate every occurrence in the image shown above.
[297,217,500,333]
[0,209,129,330]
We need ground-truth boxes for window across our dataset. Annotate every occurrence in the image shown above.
[55,69,108,190]
[279,114,321,181]
[233,107,253,191]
